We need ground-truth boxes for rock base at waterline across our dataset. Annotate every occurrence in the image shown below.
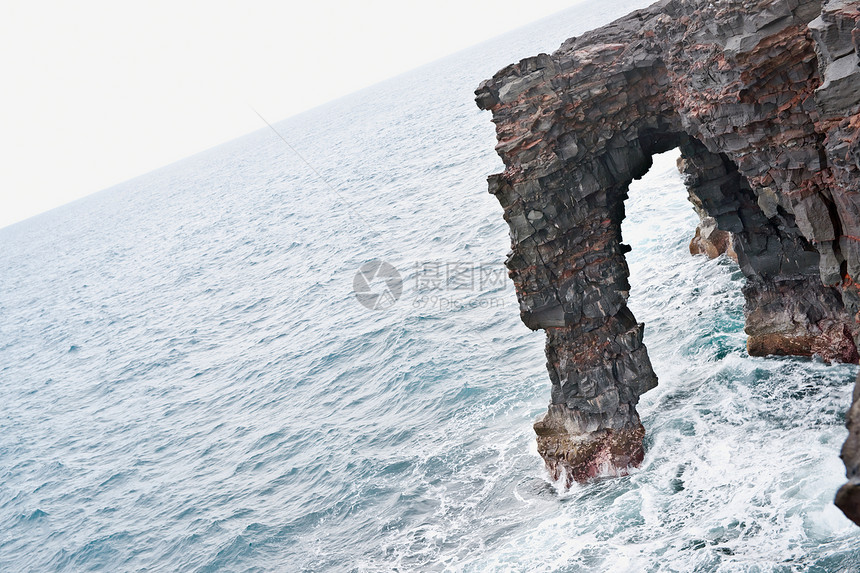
[534,405,646,486]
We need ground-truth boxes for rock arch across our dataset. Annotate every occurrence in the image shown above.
[475,0,860,495]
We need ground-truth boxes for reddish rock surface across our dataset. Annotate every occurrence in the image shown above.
[476,0,860,520]
[689,223,737,259]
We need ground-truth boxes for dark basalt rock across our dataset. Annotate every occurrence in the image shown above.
[476,0,860,516]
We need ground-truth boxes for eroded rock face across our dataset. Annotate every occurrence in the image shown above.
[476,0,860,498]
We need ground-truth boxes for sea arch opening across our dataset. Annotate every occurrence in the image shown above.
[621,147,744,365]
[526,130,761,485]
[523,126,855,486]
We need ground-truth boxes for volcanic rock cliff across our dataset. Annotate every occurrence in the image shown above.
[476,0,860,523]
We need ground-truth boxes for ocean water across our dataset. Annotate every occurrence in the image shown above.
[2,1,860,571]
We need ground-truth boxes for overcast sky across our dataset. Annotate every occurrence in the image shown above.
[0,1,585,230]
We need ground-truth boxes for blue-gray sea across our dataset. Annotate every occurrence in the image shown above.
[2,1,860,571]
